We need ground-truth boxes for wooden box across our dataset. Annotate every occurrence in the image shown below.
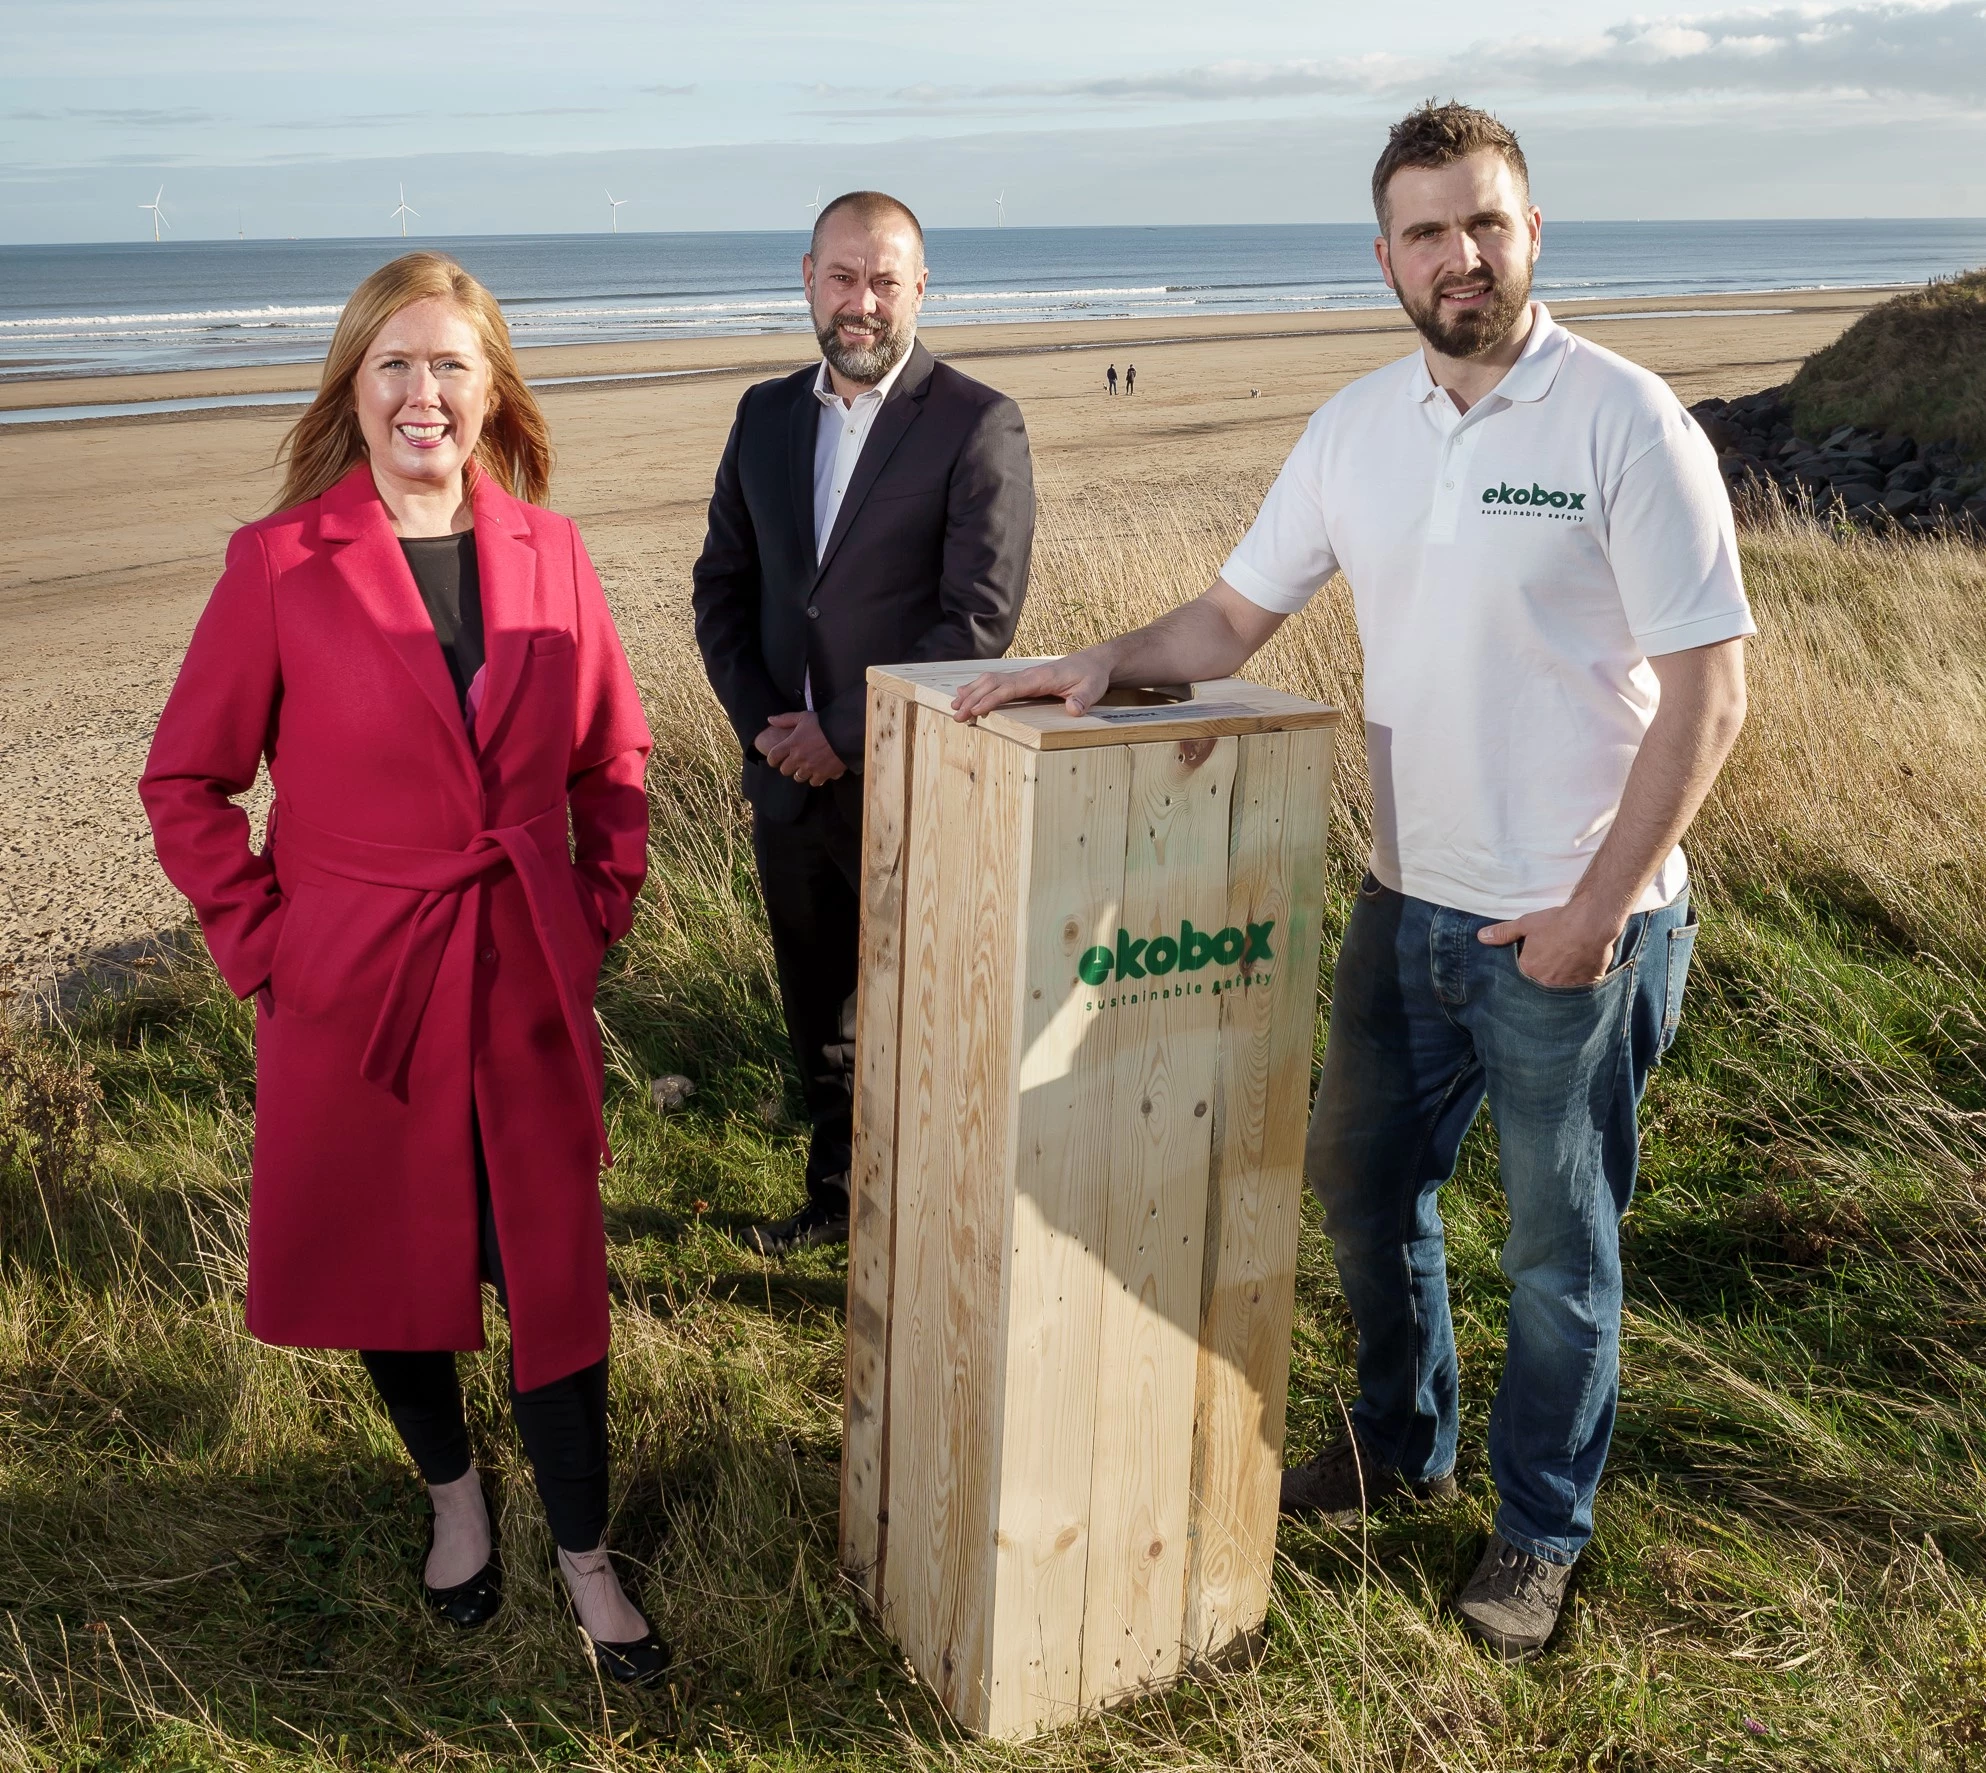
[840,660,1338,1740]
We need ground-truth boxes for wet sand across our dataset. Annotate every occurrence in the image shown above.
[0,288,1894,1005]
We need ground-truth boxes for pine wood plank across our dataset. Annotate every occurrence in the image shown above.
[1184,725,1336,1660]
[881,711,1028,1731]
[1081,735,1239,1709]
[866,661,1339,752]
[842,683,916,1597]
[982,745,1132,1736]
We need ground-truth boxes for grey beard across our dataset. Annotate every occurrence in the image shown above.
[1401,263,1532,359]
[818,314,913,384]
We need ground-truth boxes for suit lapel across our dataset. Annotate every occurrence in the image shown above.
[467,475,538,753]
[318,464,478,775]
[814,339,934,585]
[789,369,823,566]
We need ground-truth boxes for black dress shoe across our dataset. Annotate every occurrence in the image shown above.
[741,1194,850,1255]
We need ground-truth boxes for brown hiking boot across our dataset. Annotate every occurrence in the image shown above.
[1455,1532,1576,1661]
[1278,1429,1458,1523]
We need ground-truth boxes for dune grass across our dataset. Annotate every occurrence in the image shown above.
[1788,267,1986,460]
[5,488,1986,1769]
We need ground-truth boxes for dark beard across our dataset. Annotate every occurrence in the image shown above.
[816,310,913,384]
[1399,262,1532,358]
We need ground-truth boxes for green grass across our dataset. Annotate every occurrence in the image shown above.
[1789,267,1986,461]
[6,501,1986,1769]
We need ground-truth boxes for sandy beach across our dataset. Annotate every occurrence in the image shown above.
[0,287,1893,1004]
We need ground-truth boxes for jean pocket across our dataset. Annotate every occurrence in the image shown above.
[1513,949,1634,996]
[1660,920,1699,1055]
[1358,870,1386,900]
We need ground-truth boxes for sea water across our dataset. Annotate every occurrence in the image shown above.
[3,218,1982,382]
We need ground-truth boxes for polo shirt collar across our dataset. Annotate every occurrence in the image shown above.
[1406,300,1571,408]
[813,340,916,409]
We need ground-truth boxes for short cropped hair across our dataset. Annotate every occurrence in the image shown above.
[810,190,925,264]
[1371,101,1529,232]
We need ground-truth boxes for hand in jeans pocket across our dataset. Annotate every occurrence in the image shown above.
[1478,899,1624,988]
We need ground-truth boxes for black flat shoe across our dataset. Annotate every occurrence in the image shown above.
[421,1477,503,1629]
[558,1571,671,1687]
[586,1622,671,1686]
[424,1551,503,1629]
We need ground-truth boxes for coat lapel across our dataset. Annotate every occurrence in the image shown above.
[813,339,933,585]
[467,474,539,753]
[789,370,822,566]
[318,464,478,775]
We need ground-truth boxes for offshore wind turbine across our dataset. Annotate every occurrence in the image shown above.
[391,183,419,237]
[140,185,169,242]
[606,189,629,232]
[994,190,1005,228]
[805,186,822,224]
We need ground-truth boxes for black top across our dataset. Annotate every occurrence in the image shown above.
[400,532,486,715]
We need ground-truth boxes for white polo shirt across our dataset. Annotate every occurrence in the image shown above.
[1222,302,1754,921]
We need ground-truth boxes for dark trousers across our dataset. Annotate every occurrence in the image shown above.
[752,783,862,1209]
[360,1125,610,1553]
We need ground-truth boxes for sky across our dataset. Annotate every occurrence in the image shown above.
[4,0,1985,241]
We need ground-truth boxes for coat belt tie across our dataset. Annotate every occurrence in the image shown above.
[278,804,610,1161]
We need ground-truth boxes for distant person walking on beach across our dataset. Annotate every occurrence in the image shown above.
[140,252,667,1686]
[1124,363,1136,394]
[954,102,1752,1662]
[1105,362,1118,395]
[692,191,1035,1255]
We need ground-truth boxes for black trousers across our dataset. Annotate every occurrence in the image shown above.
[360,1126,609,1554]
[752,783,862,1210]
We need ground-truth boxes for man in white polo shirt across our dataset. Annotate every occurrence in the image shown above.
[953,101,1752,1661]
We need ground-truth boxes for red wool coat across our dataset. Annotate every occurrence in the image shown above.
[140,464,652,1390]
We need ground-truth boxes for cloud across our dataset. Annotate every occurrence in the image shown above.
[264,106,612,130]
[934,1,1986,108]
[5,105,211,126]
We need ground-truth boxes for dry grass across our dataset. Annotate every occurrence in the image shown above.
[3,484,1986,1769]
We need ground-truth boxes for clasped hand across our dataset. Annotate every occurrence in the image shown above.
[1476,899,1623,988]
[754,710,846,786]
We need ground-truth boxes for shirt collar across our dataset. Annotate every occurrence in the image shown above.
[813,339,916,410]
[1406,301,1570,408]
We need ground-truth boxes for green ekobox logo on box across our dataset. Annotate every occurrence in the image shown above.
[1078,919,1275,985]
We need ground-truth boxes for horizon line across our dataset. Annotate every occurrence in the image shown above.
[7,215,1986,250]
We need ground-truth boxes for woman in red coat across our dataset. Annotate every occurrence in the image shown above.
[140,253,662,1682]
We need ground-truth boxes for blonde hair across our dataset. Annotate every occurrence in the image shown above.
[273,251,551,512]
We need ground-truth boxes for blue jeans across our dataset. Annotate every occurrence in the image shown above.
[1305,875,1697,1564]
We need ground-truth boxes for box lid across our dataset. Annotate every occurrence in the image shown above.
[868,659,1340,751]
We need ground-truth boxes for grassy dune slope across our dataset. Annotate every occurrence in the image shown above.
[1790,268,1986,457]
[5,493,1986,1770]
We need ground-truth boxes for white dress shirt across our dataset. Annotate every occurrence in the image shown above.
[1222,303,1754,920]
[803,345,916,707]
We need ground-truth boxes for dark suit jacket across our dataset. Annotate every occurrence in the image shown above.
[691,337,1035,822]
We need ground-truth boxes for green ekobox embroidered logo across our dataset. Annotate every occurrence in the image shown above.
[1481,481,1587,512]
[1078,919,1274,985]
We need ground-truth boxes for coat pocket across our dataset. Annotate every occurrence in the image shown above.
[268,883,326,1018]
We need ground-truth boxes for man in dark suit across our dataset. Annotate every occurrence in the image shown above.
[692,190,1036,1253]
